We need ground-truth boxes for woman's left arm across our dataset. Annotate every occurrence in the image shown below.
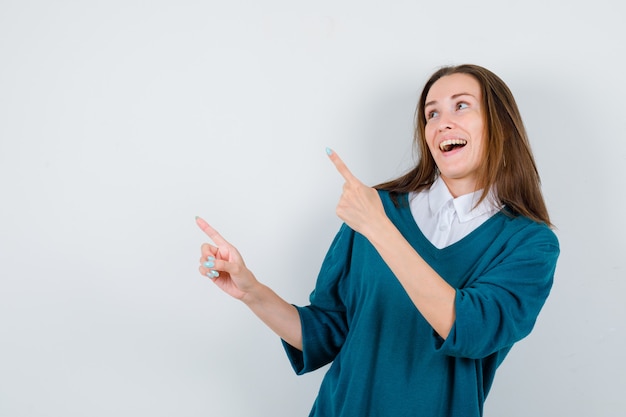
[327,150,456,339]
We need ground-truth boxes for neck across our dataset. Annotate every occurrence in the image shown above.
[440,176,478,198]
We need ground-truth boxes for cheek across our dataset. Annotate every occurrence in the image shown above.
[472,138,488,165]
[424,125,437,146]
[425,137,438,155]
[468,117,485,139]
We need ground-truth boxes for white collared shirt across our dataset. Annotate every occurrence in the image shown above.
[409,176,502,249]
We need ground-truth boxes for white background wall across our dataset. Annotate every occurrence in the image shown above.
[1,1,624,416]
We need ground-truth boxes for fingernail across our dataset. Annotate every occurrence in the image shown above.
[207,270,219,279]
[207,256,215,261]
[204,260,215,268]
[325,147,333,155]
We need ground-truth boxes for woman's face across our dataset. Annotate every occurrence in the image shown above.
[424,73,486,197]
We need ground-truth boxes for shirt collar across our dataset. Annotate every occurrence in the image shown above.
[428,176,501,223]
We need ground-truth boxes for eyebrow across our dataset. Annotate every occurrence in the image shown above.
[424,92,477,109]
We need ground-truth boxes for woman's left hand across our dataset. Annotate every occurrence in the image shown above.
[326,148,388,238]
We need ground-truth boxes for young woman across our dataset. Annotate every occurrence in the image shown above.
[196,64,559,417]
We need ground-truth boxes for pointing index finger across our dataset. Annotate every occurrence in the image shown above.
[326,147,359,183]
[195,216,228,246]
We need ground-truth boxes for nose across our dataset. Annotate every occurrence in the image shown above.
[437,118,453,132]
[436,110,455,132]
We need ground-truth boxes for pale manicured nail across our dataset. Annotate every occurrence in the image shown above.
[325,147,333,156]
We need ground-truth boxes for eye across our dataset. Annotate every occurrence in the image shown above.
[426,110,438,120]
[456,102,469,111]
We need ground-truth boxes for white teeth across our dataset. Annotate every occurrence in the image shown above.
[439,139,467,151]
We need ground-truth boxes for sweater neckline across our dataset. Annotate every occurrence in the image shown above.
[392,192,505,258]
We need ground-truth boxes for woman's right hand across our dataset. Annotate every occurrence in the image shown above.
[196,216,303,349]
[196,216,258,300]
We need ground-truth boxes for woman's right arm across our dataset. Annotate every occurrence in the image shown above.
[196,217,303,350]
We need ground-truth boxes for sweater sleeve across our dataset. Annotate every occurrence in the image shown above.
[435,221,560,359]
[282,224,353,375]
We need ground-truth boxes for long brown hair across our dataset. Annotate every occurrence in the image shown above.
[377,64,552,227]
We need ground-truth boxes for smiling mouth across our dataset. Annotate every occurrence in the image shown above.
[439,139,467,152]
